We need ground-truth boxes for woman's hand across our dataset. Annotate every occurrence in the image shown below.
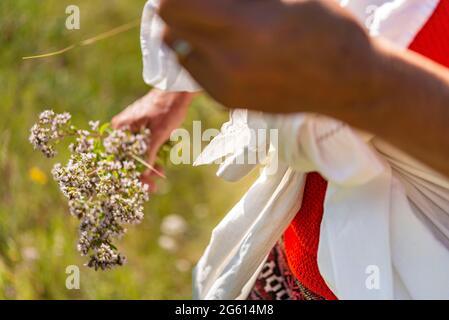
[159,0,377,117]
[158,0,449,177]
[112,88,195,190]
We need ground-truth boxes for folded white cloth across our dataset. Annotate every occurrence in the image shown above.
[140,0,449,299]
[140,0,200,92]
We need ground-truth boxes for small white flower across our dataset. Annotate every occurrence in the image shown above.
[160,214,188,237]
[22,247,39,261]
[158,235,178,252]
[88,120,100,131]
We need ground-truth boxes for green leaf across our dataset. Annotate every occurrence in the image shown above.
[99,122,111,135]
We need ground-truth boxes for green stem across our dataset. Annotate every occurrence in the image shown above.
[131,154,166,179]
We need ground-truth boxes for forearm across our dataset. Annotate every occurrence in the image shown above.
[337,39,449,177]
[158,0,449,176]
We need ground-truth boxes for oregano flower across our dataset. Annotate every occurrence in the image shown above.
[30,110,154,270]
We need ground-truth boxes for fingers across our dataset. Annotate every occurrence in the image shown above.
[111,112,131,130]
[163,27,233,107]
[162,26,216,78]
[159,0,280,32]
[111,98,150,132]
[162,21,219,57]
[141,169,156,193]
[141,165,165,193]
[112,114,146,132]
[143,135,166,192]
[146,136,163,166]
[159,0,235,30]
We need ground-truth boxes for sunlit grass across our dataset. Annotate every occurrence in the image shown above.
[0,0,254,299]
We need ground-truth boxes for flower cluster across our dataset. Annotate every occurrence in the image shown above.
[29,110,73,158]
[29,110,152,270]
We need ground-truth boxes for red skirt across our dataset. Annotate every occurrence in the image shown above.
[248,173,336,300]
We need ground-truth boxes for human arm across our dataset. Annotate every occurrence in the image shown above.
[158,0,449,177]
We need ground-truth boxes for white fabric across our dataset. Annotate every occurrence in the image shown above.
[140,0,449,299]
[141,0,200,91]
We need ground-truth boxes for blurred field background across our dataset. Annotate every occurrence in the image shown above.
[0,0,255,299]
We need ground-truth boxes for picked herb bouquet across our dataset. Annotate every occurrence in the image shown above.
[29,110,160,270]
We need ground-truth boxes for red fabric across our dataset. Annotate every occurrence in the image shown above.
[409,0,449,68]
[284,173,337,300]
[283,0,449,300]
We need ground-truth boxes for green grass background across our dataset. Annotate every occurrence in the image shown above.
[0,0,254,299]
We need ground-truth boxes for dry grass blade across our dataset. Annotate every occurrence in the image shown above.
[22,19,140,60]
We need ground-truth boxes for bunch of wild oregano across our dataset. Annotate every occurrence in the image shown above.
[29,110,163,270]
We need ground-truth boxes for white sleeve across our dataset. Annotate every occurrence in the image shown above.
[140,0,201,92]
[265,114,386,186]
